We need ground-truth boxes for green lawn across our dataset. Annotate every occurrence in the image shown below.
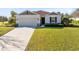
[26,27,79,51]
[0,21,8,26]
[0,27,14,36]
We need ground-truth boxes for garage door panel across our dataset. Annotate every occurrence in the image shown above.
[17,15,39,27]
[22,19,37,27]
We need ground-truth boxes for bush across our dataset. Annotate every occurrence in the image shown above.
[62,18,70,26]
[9,23,16,27]
[8,18,16,27]
[45,24,64,27]
[72,20,79,24]
[64,24,79,27]
[5,22,17,27]
[8,16,16,27]
[45,23,79,27]
[8,18,16,24]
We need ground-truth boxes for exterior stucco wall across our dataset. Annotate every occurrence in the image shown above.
[45,15,50,24]
[16,14,61,27]
[16,15,40,27]
[56,15,61,23]
[70,17,79,21]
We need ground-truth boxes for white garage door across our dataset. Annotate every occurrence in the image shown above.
[16,15,40,27]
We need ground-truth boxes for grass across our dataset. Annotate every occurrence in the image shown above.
[26,27,79,51]
[0,27,14,36]
[0,21,8,26]
[71,20,79,25]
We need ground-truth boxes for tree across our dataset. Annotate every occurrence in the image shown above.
[64,13,72,18]
[0,16,8,24]
[61,13,64,21]
[61,13,73,26]
[9,11,17,24]
[11,11,17,17]
[9,17,16,24]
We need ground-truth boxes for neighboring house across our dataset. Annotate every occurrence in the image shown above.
[71,9,79,21]
[16,10,61,27]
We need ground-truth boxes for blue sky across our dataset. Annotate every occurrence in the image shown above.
[0,8,77,17]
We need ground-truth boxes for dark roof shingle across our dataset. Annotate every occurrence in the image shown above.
[19,10,37,15]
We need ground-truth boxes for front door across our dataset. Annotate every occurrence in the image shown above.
[40,17,45,25]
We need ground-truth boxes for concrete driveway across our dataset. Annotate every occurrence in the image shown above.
[0,27,35,51]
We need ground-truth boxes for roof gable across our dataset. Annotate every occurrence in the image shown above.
[49,12,58,15]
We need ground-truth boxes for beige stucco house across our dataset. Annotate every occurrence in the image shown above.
[16,10,61,27]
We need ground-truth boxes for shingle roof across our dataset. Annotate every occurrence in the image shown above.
[49,12,58,15]
[19,10,37,15]
[19,10,60,15]
[71,9,79,17]
[34,10,49,15]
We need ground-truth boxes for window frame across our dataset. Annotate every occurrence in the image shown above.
[50,17,57,23]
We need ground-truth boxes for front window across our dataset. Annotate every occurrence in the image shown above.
[50,17,57,23]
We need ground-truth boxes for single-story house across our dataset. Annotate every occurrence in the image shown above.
[16,10,61,27]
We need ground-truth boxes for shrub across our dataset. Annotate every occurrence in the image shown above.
[65,24,79,27]
[62,18,70,26]
[5,22,18,27]
[71,20,79,24]
[45,23,79,27]
[45,24,64,27]
[8,17,16,27]
[8,18,16,24]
